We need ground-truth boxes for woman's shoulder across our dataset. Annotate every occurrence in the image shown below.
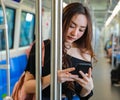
[81,49,92,61]
[82,53,91,62]
[67,48,92,62]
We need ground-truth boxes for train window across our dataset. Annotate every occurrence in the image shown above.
[19,11,35,47]
[0,7,15,50]
[12,0,21,2]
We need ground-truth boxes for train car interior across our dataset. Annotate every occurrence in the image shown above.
[0,0,120,100]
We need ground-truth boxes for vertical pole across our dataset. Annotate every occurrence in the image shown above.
[112,34,114,68]
[57,0,63,100]
[0,0,10,96]
[51,0,63,100]
[35,0,42,100]
[51,0,58,99]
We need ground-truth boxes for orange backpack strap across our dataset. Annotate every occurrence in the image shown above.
[42,41,45,67]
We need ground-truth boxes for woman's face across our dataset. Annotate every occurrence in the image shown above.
[65,14,87,44]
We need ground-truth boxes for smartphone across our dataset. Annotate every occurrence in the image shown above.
[71,63,92,78]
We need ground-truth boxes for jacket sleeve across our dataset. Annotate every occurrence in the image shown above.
[80,90,93,100]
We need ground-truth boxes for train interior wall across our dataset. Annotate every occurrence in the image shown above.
[0,0,120,100]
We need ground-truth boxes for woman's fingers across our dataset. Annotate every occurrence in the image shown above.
[78,68,92,80]
[63,68,78,79]
[73,68,93,91]
[67,73,78,78]
[78,71,88,82]
[58,74,77,83]
[58,68,78,83]
[62,67,75,73]
[73,69,91,84]
[88,68,92,78]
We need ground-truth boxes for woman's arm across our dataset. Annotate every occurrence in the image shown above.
[24,68,78,94]
[42,67,78,89]
[42,75,51,89]
[24,71,51,93]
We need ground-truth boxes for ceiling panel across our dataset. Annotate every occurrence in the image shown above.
[22,0,119,29]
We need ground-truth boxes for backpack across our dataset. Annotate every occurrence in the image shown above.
[111,65,120,84]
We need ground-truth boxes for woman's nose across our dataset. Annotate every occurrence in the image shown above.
[71,28,78,36]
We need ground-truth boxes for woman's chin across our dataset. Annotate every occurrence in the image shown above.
[66,40,74,44]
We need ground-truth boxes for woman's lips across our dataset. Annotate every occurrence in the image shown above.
[67,36,75,40]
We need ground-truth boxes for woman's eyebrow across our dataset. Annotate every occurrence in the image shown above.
[80,26,86,29]
[71,21,76,25]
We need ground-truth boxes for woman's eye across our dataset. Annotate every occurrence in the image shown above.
[79,29,84,32]
[69,24,75,28]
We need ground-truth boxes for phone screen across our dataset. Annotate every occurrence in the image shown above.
[71,63,92,78]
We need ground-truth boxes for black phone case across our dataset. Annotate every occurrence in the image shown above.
[71,63,91,78]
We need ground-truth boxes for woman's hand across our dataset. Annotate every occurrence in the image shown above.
[57,67,78,83]
[74,68,94,96]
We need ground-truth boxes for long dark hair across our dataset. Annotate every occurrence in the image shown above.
[62,2,96,96]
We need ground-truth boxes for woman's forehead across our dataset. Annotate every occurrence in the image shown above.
[71,14,87,28]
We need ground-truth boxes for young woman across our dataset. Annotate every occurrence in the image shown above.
[23,2,96,100]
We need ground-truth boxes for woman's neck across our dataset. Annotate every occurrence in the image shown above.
[65,42,78,48]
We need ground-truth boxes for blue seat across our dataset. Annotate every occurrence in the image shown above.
[10,57,21,78]
[0,54,28,100]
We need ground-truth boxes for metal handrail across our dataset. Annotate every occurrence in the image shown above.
[35,0,42,100]
[57,0,62,100]
[0,0,10,96]
[35,0,62,99]
[51,0,62,100]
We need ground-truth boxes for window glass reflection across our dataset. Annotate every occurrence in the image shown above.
[19,11,35,47]
[0,7,15,50]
